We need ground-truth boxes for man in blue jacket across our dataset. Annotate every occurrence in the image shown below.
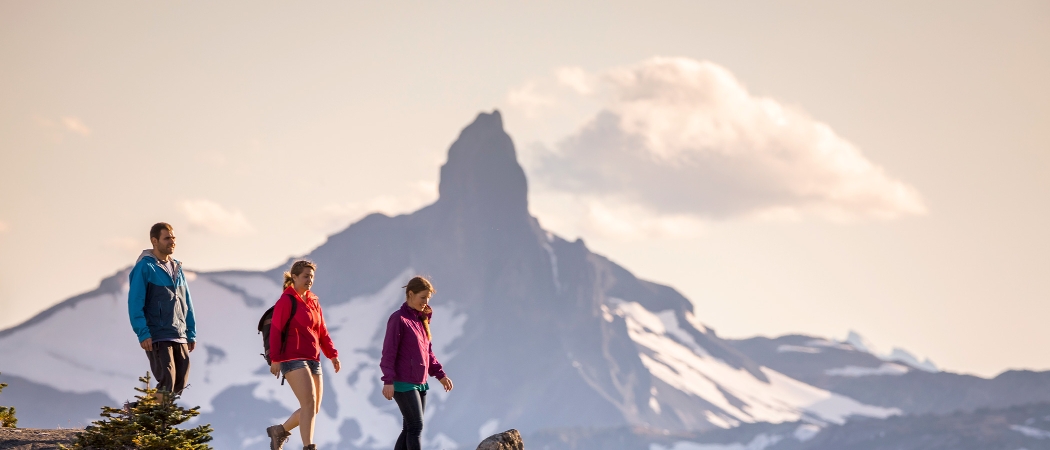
[128,222,197,396]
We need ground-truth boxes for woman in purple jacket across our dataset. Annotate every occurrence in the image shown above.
[380,276,454,450]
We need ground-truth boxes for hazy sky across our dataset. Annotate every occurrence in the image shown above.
[1,1,1047,377]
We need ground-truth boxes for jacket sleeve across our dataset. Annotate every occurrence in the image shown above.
[379,313,401,384]
[317,305,338,359]
[269,295,291,362]
[127,262,151,343]
[183,273,197,342]
[427,341,446,380]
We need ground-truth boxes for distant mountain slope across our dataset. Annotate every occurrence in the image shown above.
[0,111,1044,450]
[728,334,1050,414]
[528,403,1050,450]
[791,402,1050,450]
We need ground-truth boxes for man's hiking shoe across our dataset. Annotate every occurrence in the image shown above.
[303,445,317,450]
[266,424,290,450]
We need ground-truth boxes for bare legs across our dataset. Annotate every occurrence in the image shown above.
[281,368,324,445]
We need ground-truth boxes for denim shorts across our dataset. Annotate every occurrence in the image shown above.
[280,359,321,376]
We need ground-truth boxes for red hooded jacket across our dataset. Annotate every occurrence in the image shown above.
[269,287,338,363]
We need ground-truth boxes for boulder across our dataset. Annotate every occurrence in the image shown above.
[476,429,524,450]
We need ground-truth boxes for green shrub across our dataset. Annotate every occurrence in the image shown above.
[63,373,213,450]
[0,373,16,428]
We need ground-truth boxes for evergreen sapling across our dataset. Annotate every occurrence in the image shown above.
[63,372,213,450]
[0,373,16,428]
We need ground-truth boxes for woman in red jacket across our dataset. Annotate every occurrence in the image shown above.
[380,276,454,450]
[265,260,341,450]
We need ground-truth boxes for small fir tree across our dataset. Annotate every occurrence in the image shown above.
[63,373,213,450]
[0,372,17,428]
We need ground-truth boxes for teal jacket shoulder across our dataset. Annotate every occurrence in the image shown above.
[127,250,196,343]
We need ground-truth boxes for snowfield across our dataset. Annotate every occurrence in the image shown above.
[611,299,900,427]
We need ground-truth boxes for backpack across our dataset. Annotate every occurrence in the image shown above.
[257,293,298,377]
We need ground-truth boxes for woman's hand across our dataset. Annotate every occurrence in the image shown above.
[270,361,281,378]
[439,377,454,392]
[382,384,394,401]
[331,357,341,373]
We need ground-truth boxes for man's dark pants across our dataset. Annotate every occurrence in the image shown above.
[146,341,190,395]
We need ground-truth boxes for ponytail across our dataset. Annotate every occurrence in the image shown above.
[404,276,435,340]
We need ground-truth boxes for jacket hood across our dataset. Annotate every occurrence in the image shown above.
[283,285,318,302]
[136,249,181,267]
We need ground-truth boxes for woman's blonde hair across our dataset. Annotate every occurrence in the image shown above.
[283,260,317,289]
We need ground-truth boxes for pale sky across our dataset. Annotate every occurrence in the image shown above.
[1,1,1047,378]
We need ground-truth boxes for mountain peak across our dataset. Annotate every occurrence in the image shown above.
[469,109,504,130]
[437,110,529,218]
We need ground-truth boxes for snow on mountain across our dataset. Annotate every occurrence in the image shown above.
[823,363,909,377]
[843,331,938,373]
[0,111,914,449]
[611,299,898,427]
[0,274,147,405]
[650,434,783,450]
[760,332,935,375]
[639,402,1050,450]
[726,333,1050,419]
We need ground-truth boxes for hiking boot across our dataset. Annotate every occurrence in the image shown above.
[266,424,290,450]
[303,445,317,450]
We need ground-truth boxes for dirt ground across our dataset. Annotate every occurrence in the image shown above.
[0,428,81,450]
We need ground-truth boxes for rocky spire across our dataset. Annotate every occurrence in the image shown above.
[436,110,529,221]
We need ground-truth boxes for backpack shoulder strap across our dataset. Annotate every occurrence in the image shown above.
[279,293,298,353]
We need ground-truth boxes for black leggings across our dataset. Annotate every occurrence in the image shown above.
[393,389,427,450]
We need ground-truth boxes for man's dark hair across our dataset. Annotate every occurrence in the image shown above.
[150,222,174,241]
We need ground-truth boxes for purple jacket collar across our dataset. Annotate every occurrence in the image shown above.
[399,301,432,320]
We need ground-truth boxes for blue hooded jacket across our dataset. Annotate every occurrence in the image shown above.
[128,250,197,343]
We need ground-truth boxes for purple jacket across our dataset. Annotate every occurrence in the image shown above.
[380,302,447,384]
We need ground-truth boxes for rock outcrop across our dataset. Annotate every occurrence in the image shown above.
[0,427,80,449]
[477,429,524,450]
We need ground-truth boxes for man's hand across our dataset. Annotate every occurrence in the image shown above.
[140,338,153,351]
[439,376,454,392]
[382,384,394,400]
[188,342,196,352]
[331,357,341,373]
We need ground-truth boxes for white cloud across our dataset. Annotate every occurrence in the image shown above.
[178,199,255,236]
[61,117,92,136]
[555,66,595,95]
[31,115,92,142]
[307,181,438,234]
[506,81,558,119]
[516,57,926,226]
[532,192,706,241]
[33,116,91,135]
